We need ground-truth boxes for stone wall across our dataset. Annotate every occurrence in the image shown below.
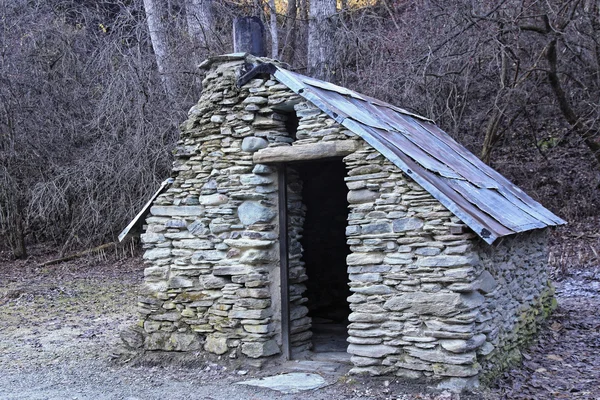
[336,149,553,390]
[124,54,555,389]
[339,153,554,390]
[476,230,555,383]
[285,166,312,353]
[133,55,303,361]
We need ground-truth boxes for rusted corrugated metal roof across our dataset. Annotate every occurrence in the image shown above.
[270,66,565,244]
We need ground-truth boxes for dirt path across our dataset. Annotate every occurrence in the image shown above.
[0,252,598,399]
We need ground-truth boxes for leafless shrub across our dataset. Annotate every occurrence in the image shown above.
[1,0,598,260]
[329,0,600,221]
[0,0,192,257]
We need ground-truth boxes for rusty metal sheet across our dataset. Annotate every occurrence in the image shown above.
[370,127,464,179]
[418,121,566,226]
[350,99,498,188]
[448,180,548,232]
[296,72,366,101]
[340,88,434,122]
[417,119,524,187]
[273,68,306,94]
[417,166,515,239]
[290,67,434,123]
[304,84,390,130]
[350,121,513,242]
[293,81,496,187]
[495,186,564,226]
[271,64,565,243]
[388,113,500,188]
[295,86,349,124]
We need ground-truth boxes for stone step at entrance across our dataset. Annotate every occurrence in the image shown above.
[306,351,352,364]
[283,359,351,374]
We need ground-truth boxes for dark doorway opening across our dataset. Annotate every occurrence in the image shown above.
[295,159,350,358]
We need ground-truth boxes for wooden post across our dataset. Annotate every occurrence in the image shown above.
[277,163,291,360]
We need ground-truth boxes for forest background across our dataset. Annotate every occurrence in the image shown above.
[1,0,598,268]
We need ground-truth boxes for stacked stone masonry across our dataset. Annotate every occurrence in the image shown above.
[132,54,555,389]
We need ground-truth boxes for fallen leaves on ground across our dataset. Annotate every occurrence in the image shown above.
[489,267,600,399]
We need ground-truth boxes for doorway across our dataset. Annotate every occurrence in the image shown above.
[294,159,350,359]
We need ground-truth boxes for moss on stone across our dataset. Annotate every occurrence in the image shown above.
[480,282,556,385]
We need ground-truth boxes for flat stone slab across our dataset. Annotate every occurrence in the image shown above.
[285,359,349,373]
[236,372,328,394]
[307,351,352,365]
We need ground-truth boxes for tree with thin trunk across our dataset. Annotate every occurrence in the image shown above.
[308,0,336,80]
[143,0,177,101]
[480,23,511,164]
[186,0,214,53]
[281,0,297,64]
[269,0,279,59]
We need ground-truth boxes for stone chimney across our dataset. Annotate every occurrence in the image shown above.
[233,16,266,57]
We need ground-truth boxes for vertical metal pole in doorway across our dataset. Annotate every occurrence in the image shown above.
[277,163,291,360]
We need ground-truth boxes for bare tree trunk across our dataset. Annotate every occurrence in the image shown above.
[186,0,213,53]
[0,188,27,259]
[307,0,336,80]
[143,0,177,101]
[281,0,297,64]
[299,0,308,22]
[546,38,600,165]
[591,2,600,88]
[253,0,261,16]
[480,107,505,164]
[481,32,510,164]
[269,0,279,59]
[12,215,27,259]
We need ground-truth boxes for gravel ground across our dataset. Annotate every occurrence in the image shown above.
[0,251,598,400]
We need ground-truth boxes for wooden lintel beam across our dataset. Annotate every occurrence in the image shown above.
[253,140,359,164]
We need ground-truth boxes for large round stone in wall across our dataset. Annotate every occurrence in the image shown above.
[241,137,268,153]
[238,201,276,226]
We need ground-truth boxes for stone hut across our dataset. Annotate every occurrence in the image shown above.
[124,52,565,390]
